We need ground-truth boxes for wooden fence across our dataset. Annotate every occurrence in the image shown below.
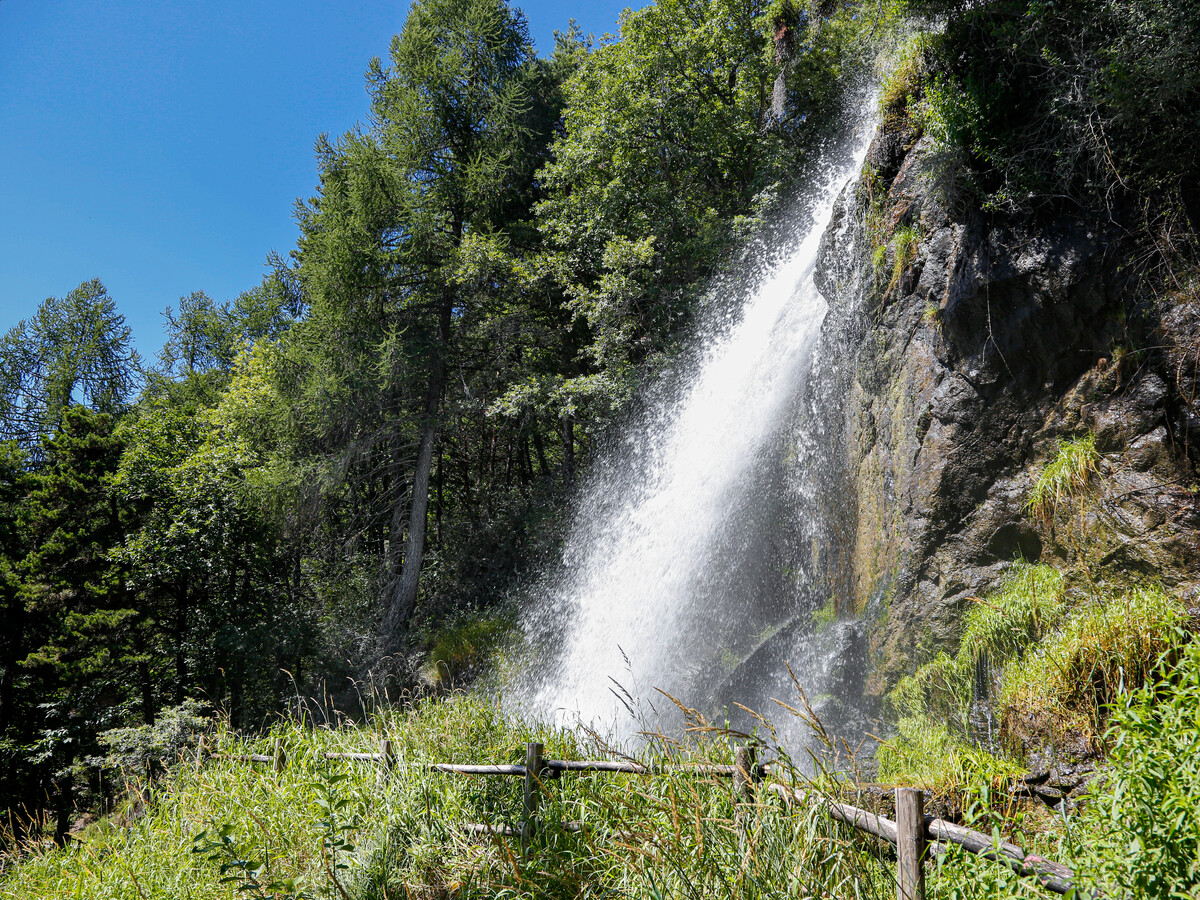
[220,739,1088,900]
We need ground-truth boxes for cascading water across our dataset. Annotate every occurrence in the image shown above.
[512,91,879,749]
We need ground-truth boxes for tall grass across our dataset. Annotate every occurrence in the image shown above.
[1001,585,1184,749]
[1025,435,1100,522]
[0,696,895,900]
[876,718,1023,795]
[887,563,1066,727]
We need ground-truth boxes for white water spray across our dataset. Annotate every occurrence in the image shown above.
[514,96,878,745]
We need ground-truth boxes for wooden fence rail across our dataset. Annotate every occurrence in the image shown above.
[220,738,1090,900]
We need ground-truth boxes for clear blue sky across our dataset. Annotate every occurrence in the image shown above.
[0,0,634,360]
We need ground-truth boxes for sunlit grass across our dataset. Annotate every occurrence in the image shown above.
[887,563,1066,727]
[1026,434,1100,522]
[1001,585,1184,747]
[1,696,897,900]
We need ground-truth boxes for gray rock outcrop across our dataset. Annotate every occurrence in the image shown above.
[812,126,1200,700]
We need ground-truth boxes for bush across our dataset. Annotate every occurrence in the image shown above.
[1079,633,1200,899]
[98,700,213,774]
[1001,585,1183,748]
[422,615,518,688]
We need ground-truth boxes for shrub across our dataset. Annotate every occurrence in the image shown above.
[878,33,933,136]
[1078,633,1200,900]
[98,700,212,774]
[1001,586,1184,749]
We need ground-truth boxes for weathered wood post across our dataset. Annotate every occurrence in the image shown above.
[734,745,757,829]
[377,738,395,788]
[272,738,287,773]
[895,787,926,900]
[522,741,544,856]
[734,746,757,801]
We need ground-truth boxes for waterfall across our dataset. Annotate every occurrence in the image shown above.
[511,92,879,748]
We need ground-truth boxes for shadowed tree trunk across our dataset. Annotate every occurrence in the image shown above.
[380,298,451,651]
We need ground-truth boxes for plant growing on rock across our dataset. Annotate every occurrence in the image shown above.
[1025,434,1100,522]
[1000,585,1184,754]
[887,563,1067,728]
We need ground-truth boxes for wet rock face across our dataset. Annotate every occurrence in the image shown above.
[814,128,1200,699]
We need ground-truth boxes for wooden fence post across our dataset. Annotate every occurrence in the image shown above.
[895,787,926,900]
[272,738,287,773]
[733,746,757,801]
[734,745,757,828]
[522,742,544,855]
[378,738,395,788]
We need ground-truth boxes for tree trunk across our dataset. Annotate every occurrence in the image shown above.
[532,423,550,477]
[379,299,450,652]
[53,776,73,845]
[174,578,188,704]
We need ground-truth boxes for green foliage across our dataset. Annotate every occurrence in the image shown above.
[878,32,933,136]
[422,615,518,687]
[540,0,895,386]
[1077,634,1200,900]
[2,406,152,842]
[876,717,1023,794]
[99,700,212,774]
[1,697,896,899]
[880,564,1067,793]
[1025,434,1099,522]
[1001,585,1183,746]
[0,279,141,449]
[888,563,1066,725]
[913,0,1200,247]
[290,0,577,644]
[888,224,920,291]
[192,823,311,900]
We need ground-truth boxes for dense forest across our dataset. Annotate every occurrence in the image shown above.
[2,0,1199,894]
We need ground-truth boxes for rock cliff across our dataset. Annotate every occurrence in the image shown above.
[813,120,1200,703]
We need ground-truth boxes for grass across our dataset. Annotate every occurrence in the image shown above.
[888,225,920,292]
[882,571,1186,803]
[0,696,897,900]
[1025,434,1100,522]
[887,563,1067,727]
[7,632,1200,898]
[876,717,1024,796]
[1001,585,1184,750]
[422,616,518,688]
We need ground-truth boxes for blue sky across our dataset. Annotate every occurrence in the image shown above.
[0,0,635,360]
